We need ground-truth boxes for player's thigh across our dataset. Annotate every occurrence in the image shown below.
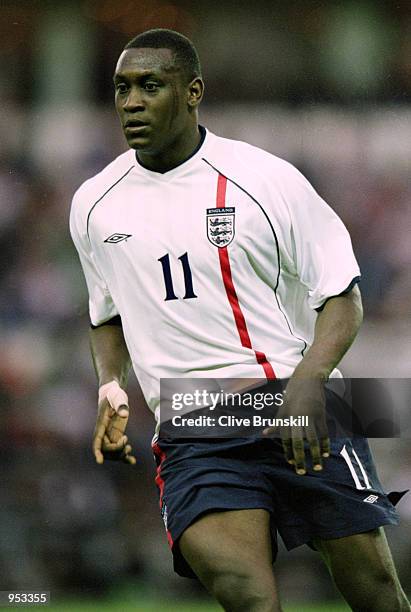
[179,508,278,596]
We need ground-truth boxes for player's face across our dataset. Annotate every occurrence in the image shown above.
[114,48,193,154]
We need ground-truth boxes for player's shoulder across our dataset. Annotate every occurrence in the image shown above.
[206,131,302,189]
[71,149,135,214]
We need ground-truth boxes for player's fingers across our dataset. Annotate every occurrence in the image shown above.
[101,437,135,463]
[116,404,129,418]
[107,420,129,441]
[104,432,128,442]
[93,445,104,464]
[281,437,294,464]
[316,419,328,438]
[94,399,111,433]
[93,431,105,464]
[320,436,331,458]
[123,453,137,465]
[291,428,306,475]
[93,413,110,464]
[280,425,293,463]
[102,434,128,452]
[313,419,330,458]
[262,425,275,436]
[120,443,136,465]
[306,430,322,471]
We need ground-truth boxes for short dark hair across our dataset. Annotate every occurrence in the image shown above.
[124,29,201,83]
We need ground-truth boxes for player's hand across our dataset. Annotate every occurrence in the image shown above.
[93,383,136,465]
[263,378,330,475]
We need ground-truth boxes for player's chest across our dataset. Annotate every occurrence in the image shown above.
[88,175,277,279]
[89,175,278,304]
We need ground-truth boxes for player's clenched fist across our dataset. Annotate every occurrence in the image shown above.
[93,380,136,465]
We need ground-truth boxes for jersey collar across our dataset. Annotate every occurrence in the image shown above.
[133,125,208,179]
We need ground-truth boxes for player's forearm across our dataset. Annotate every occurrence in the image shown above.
[89,324,132,388]
[293,285,363,381]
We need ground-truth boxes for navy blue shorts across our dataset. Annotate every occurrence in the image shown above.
[152,434,401,578]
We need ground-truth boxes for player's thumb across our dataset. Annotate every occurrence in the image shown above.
[117,404,129,418]
[99,380,129,418]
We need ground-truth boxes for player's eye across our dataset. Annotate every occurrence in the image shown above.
[115,83,128,94]
[144,82,159,92]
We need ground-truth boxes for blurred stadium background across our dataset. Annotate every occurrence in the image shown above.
[1,0,410,610]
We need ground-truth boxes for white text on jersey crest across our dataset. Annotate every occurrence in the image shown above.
[206,207,235,247]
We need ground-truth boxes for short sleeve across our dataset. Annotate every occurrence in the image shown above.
[69,191,119,326]
[278,166,361,310]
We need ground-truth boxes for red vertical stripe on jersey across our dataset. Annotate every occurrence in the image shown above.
[216,172,227,208]
[152,441,174,548]
[216,174,276,380]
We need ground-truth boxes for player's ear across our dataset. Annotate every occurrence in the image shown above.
[187,77,204,109]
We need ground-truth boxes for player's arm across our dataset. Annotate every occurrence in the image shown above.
[90,320,136,465]
[90,319,131,388]
[293,283,363,382]
[263,162,363,473]
[265,285,362,474]
[70,193,136,466]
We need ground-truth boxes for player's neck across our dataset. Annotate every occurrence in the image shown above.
[135,125,203,174]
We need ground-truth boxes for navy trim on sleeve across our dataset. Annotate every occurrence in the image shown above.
[315,276,361,312]
[90,315,122,329]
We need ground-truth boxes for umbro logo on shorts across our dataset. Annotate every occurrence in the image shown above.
[363,494,379,503]
[104,233,132,243]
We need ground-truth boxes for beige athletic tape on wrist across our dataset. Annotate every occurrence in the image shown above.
[98,380,129,416]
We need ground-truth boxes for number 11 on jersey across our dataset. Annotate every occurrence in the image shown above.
[158,252,198,301]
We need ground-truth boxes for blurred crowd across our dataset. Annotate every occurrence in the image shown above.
[1,0,410,605]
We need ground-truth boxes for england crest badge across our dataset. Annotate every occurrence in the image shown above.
[206,207,235,247]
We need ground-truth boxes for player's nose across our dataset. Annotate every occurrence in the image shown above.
[122,88,145,112]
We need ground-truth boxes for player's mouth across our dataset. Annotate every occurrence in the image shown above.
[124,120,150,134]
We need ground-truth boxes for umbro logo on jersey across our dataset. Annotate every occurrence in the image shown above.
[363,494,379,503]
[104,233,132,244]
[207,207,235,247]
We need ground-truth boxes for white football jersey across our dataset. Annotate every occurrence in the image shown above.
[70,128,360,416]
